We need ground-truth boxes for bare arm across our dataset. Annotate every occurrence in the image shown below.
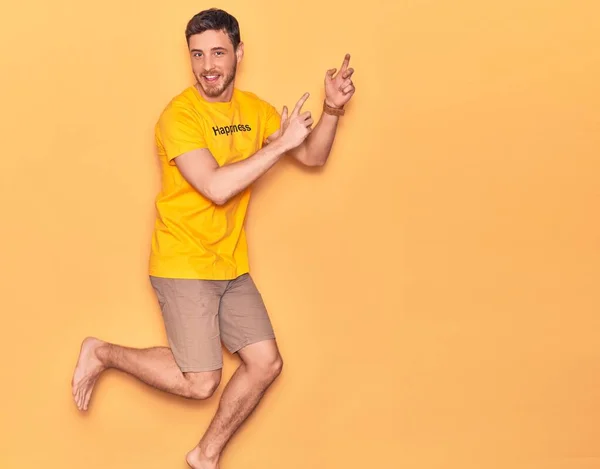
[270,53,356,167]
[285,110,340,167]
[174,141,286,205]
[175,94,313,205]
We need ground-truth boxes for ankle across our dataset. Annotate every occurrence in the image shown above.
[187,444,220,468]
[198,443,221,462]
[94,343,111,367]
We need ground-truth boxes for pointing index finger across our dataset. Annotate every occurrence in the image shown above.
[340,53,351,73]
[292,92,310,116]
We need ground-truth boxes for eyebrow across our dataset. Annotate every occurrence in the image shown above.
[190,47,227,53]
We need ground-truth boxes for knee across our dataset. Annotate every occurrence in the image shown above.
[271,354,284,378]
[252,353,283,384]
[268,354,283,379]
[185,372,221,400]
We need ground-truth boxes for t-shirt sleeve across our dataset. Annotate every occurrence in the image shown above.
[263,102,281,144]
[157,104,207,164]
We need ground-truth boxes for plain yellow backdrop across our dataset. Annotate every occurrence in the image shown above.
[1,1,599,468]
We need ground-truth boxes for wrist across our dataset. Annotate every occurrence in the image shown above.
[324,99,343,109]
[323,100,345,116]
[270,135,294,154]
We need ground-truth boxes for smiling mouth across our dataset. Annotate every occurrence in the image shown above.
[202,75,220,83]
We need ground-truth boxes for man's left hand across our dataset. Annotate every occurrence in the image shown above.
[324,53,356,109]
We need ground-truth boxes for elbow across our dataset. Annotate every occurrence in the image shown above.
[304,150,329,167]
[293,146,326,167]
[306,158,327,167]
[207,190,229,206]
[199,181,230,206]
[212,195,229,206]
[298,153,327,167]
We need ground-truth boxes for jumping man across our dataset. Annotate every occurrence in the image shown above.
[71,8,355,468]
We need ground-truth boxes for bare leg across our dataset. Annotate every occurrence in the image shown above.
[185,339,283,469]
[71,337,221,411]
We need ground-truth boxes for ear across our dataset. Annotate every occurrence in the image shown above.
[236,41,244,64]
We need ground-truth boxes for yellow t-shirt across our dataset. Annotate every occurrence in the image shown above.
[148,85,281,280]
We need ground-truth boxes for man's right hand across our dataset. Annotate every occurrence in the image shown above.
[278,92,313,150]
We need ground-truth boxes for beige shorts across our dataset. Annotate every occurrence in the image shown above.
[149,273,276,372]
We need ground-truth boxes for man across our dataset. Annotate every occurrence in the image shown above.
[71,8,355,469]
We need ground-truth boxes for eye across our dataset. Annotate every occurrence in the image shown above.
[215,51,224,56]
[193,52,202,58]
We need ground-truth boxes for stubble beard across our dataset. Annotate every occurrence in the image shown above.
[197,62,237,98]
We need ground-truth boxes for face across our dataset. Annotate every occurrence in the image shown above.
[188,29,243,100]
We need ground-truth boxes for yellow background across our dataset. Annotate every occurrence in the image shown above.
[1,1,599,468]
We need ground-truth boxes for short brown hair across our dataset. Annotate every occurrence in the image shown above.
[185,8,241,50]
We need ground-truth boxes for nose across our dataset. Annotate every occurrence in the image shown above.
[203,55,214,71]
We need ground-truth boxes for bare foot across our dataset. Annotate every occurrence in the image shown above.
[186,446,220,469]
[71,337,106,411]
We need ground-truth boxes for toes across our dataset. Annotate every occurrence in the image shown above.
[82,378,97,411]
[81,384,89,408]
[77,386,86,410]
[83,387,93,410]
